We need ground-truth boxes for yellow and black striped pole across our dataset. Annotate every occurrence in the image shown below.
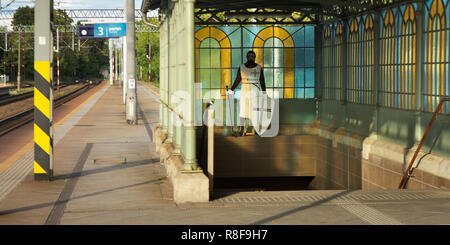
[34,0,53,180]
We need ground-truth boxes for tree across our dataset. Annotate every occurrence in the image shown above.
[4,6,109,84]
[11,6,33,26]
[136,20,160,85]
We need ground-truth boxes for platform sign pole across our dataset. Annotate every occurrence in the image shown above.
[114,43,118,81]
[109,38,113,85]
[34,0,53,180]
[125,0,137,124]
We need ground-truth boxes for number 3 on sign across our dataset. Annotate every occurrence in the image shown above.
[98,27,104,36]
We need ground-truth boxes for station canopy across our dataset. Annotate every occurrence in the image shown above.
[141,0,413,25]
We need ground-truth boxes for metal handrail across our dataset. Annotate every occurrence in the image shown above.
[398,96,450,189]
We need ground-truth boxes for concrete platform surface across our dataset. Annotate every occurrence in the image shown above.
[0,83,449,225]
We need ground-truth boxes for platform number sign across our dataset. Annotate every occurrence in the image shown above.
[97,26,105,36]
[78,23,126,39]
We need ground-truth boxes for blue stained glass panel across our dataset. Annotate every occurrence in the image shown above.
[305,88,315,98]
[295,88,305,98]
[231,49,242,68]
[245,26,265,36]
[305,26,314,47]
[219,26,239,36]
[292,28,305,47]
[283,26,303,36]
[447,1,450,29]
[229,29,242,49]
[295,68,305,87]
[305,68,314,87]
[242,28,257,48]
[305,48,315,67]
[295,48,305,67]
[446,30,449,62]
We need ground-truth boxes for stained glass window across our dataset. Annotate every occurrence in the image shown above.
[322,22,343,100]
[195,25,315,100]
[380,5,416,110]
[347,17,361,104]
[424,0,449,114]
[363,14,375,104]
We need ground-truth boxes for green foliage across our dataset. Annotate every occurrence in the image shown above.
[11,6,34,26]
[136,20,160,84]
[0,7,108,85]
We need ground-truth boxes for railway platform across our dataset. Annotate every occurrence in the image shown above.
[0,82,449,225]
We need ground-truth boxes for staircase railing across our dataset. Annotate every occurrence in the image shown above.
[398,97,450,189]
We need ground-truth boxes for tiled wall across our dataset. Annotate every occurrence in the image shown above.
[210,125,450,190]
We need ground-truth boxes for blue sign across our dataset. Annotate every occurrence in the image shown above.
[94,23,127,38]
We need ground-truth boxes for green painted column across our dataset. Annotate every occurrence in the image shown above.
[174,1,183,154]
[183,0,198,171]
[159,18,165,132]
[158,18,163,129]
[167,9,174,143]
[161,15,169,134]
[414,2,425,145]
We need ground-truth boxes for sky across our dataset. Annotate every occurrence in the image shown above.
[1,0,148,26]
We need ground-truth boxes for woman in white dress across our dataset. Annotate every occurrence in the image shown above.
[227,51,266,136]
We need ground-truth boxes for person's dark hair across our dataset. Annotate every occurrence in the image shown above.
[247,50,256,56]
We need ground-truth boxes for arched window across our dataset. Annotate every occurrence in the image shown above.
[198,38,221,99]
[323,25,332,99]
[401,4,416,110]
[334,23,343,100]
[425,0,448,113]
[253,26,295,99]
[195,27,231,99]
[348,18,360,103]
[381,9,395,107]
[263,37,284,98]
[363,14,374,104]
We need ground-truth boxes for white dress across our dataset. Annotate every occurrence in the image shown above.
[239,63,262,119]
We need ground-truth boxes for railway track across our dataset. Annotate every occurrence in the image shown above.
[0,82,97,136]
[0,83,78,106]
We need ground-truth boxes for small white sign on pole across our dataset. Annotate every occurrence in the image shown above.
[128,79,135,89]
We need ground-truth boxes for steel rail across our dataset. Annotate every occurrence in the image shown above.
[0,83,76,107]
[0,82,97,136]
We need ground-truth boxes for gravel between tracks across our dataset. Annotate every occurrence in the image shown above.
[0,84,85,120]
